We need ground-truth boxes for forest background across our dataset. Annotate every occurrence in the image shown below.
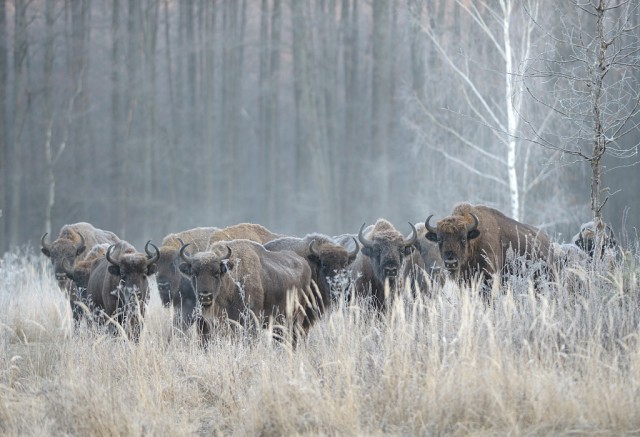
[0,0,638,254]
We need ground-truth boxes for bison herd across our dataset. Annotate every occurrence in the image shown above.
[40,202,620,344]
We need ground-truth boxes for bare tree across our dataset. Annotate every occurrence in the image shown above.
[410,0,550,221]
[524,0,640,245]
[0,0,6,253]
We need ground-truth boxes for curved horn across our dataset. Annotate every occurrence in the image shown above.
[404,222,418,247]
[221,245,232,261]
[76,233,86,252]
[348,236,360,258]
[179,243,193,264]
[309,240,320,257]
[145,240,160,266]
[467,212,479,233]
[41,233,51,251]
[358,223,374,249]
[425,215,437,234]
[106,244,118,266]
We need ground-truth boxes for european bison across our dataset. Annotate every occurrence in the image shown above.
[178,239,316,346]
[351,219,418,309]
[403,223,444,296]
[157,227,220,331]
[571,221,619,261]
[424,203,552,294]
[41,222,120,320]
[86,240,160,341]
[61,243,111,320]
[264,233,359,310]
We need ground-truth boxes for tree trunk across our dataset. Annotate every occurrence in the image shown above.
[0,0,7,253]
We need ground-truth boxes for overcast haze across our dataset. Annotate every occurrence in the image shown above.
[1,0,638,254]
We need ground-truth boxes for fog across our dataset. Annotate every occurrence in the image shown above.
[1,0,639,254]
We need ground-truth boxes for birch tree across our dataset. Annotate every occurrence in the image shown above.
[411,0,543,221]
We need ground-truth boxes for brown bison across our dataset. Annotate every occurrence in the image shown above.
[156,227,220,331]
[264,233,359,310]
[86,240,160,341]
[424,203,552,293]
[571,221,619,260]
[352,219,418,308]
[403,223,444,295]
[178,239,316,346]
[41,222,120,320]
[61,243,111,320]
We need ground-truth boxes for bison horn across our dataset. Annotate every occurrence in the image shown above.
[309,240,320,257]
[76,233,86,254]
[358,223,374,249]
[106,244,119,267]
[221,245,232,261]
[41,233,51,251]
[179,243,193,264]
[145,240,160,266]
[404,222,418,247]
[467,212,479,233]
[425,215,437,234]
[348,236,360,258]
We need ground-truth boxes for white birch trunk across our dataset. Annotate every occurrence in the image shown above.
[502,0,519,221]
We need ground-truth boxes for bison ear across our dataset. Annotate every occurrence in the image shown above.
[425,232,438,243]
[362,246,374,257]
[147,264,158,276]
[308,253,321,265]
[179,263,192,276]
[41,247,51,257]
[108,265,120,276]
[404,245,415,256]
[222,260,234,272]
[468,229,480,240]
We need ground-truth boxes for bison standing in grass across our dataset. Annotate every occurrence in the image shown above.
[178,239,317,347]
[424,203,552,297]
[157,227,220,331]
[351,219,418,309]
[264,233,359,311]
[86,240,160,341]
[41,222,120,321]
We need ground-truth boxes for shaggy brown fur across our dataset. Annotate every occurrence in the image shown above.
[86,240,159,341]
[179,239,316,346]
[207,223,283,247]
[264,233,359,311]
[352,219,417,309]
[425,203,552,292]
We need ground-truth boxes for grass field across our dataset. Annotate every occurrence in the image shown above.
[1,247,640,436]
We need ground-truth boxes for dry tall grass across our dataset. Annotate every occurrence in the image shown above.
[1,247,640,436]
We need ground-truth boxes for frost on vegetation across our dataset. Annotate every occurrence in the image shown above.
[1,247,71,344]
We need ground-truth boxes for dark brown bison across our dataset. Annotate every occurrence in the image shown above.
[351,219,418,308]
[571,221,618,260]
[403,223,444,296]
[60,243,111,320]
[424,203,552,293]
[264,233,359,310]
[156,227,220,331]
[86,240,160,341]
[41,222,120,320]
[178,239,316,346]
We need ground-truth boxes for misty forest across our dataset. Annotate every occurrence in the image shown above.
[2,0,640,435]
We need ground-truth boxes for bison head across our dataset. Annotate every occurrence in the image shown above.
[154,244,186,307]
[41,232,86,286]
[573,221,618,258]
[309,237,359,298]
[106,240,159,306]
[424,212,480,276]
[358,221,417,286]
[179,243,233,308]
